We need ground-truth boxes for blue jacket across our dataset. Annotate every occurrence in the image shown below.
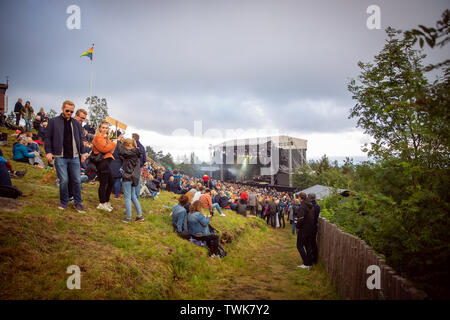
[187,211,211,236]
[13,143,35,161]
[172,204,188,232]
[44,114,87,157]
[136,140,146,168]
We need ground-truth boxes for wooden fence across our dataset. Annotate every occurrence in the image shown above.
[317,217,428,300]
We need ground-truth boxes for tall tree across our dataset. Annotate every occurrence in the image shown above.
[348,27,432,165]
[48,108,57,119]
[86,96,108,129]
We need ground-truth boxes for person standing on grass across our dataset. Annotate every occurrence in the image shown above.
[308,193,321,265]
[44,100,88,213]
[247,189,257,216]
[132,133,146,199]
[21,101,34,132]
[14,98,23,127]
[296,192,315,270]
[117,137,144,223]
[92,121,116,212]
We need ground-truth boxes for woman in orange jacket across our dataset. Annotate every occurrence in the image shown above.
[92,121,116,212]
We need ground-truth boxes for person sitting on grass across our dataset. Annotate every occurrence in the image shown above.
[0,147,26,178]
[200,189,226,217]
[117,137,144,224]
[236,198,247,217]
[218,191,230,209]
[172,193,191,239]
[13,135,45,168]
[187,200,221,257]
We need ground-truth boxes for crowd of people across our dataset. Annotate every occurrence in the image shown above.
[1,98,321,266]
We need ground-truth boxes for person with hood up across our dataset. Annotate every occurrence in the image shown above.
[296,192,316,270]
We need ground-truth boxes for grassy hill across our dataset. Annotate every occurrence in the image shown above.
[0,128,338,299]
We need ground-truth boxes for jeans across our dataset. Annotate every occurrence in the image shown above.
[24,119,31,132]
[113,177,121,196]
[122,180,142,219]
[54,157,82,205]
[212,203,224,215]
[291,221,299,235]
[135,173,141,199]
[279,211,285,228]
[297,233,313,266]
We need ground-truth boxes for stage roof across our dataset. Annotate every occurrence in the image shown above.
[214,135,307,150]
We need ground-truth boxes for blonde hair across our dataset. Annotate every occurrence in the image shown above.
[122,138,137,148]
[62,100,75,109]
[95,121,110,135]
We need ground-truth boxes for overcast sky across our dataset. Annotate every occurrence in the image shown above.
[1,0,448,161]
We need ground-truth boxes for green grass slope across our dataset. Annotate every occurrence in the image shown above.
[0,128,338,299]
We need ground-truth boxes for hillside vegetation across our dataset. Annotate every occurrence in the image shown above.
[0,128,338,299]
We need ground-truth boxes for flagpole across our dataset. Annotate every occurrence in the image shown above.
[89,48,94,112]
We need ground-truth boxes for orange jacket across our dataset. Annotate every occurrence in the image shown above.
[199,193,212,211]
[92,134,116,160]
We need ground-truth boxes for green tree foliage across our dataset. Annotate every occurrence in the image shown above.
[328,19,450,299]
[348,27,432,164]
[292,155,354,190]
[48,108,57,119]
[145,145,158,161]
[86,96,108,129]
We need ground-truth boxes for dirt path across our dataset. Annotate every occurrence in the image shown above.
[212,224,339,300]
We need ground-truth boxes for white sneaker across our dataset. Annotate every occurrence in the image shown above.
[220,213,226,217]
[105,202,113,211]
[297,264,311,270]
[97,203,112,212]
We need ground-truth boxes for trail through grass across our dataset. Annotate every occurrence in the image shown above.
[0,128,338,299]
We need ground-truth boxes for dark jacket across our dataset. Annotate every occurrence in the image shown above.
[311,200,321,234]
[37,126,46,141]
[32,118,41,131]
[292,203,301,222]
[44,114,87,157]
[163,169,172,184]
[218,196,229,208]
[168,180,182,194]
[268,201,278,215]
[296,199,315,238]
[146,180,158,192]
[117,143,142,187]
[136,140,146,168]
[109,143,123,179]
[236,200,247,216]
[14,102,23,113]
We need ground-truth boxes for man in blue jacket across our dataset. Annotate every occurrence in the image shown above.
[132,133,146,200]
[44,100,88,213]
